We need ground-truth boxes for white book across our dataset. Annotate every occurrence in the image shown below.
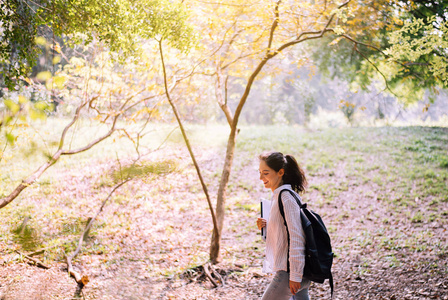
[260,198,271,241]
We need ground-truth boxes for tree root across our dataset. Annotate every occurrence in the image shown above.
[182,262,227,288]
[203,262,225,287]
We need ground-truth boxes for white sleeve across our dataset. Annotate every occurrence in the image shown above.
[281,191,306,282]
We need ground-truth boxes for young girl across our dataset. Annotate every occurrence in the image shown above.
[257,151,311,300]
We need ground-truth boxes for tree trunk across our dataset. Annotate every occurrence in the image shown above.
[210,126,238,263]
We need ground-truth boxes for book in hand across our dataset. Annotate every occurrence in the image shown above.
[260,198,271,241]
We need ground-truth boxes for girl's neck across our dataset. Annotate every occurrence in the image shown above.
[271,181,284,192]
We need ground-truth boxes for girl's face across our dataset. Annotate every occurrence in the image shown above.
[259,160,284,192]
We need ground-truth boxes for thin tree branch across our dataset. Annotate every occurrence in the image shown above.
[158,39,220,241]
[267,0,281,55]
[1,92,127,209]
[15,250,50,269]
[65,179,130,286]
[216,66,233,126]
[354,47,402,99]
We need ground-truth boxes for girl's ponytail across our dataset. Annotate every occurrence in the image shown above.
[283,154,307,193]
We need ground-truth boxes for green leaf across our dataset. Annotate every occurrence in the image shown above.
[30,109,46,120]
[18,95,28,104]
[4,100,20,114]
[34,101,50,111]
[53,76,67,89]
[5,132,15,145]
[52,56,61,65]
[35,36,47,46]
[36,71,52,82]
[2,115,13,126]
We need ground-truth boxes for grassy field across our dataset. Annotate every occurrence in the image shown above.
[0,120,447,299]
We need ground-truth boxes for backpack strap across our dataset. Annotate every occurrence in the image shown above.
[277,189,302,274]
[278,189,290,272]
[278,189,335,298]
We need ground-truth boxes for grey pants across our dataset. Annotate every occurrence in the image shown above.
[261,271,311,300]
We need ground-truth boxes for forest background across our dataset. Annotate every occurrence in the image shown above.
[0,0,447,299]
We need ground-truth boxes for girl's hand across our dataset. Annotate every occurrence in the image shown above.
[289,280,301,295]
[257,218,267,230]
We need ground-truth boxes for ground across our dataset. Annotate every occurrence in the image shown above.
[0,125,447,299]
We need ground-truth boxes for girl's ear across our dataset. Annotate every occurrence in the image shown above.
[278,168,285,177]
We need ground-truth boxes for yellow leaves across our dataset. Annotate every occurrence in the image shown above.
[53,42,62,54]
[53,76,67,89]
[307,65,317,80]
[346,19,358,26]
[36,71,67,90]
[36,71,52,82]
[146,84,158,92]
[2,94,51,130]
[338,100,356,109]
[23,77,33,85]
[422,103,430,112]
[333,25,345,35]
[52,56,61,65]
[69,57,86,67]
[29,108,47,121]
[4,99,20,114]
[18,95,27,104]
[130,107,161,121]
[338,100,365,112]
[328,36,343,46]
[44,78,55,90]
[5,132,16,145]
[34,101,50,111]
[35,37,46,46]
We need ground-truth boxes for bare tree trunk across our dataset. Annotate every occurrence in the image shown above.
[210,126,237,263]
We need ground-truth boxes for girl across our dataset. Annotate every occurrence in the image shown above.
[257,152,311,300]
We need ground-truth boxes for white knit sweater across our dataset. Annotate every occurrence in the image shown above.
[262,184,306,282]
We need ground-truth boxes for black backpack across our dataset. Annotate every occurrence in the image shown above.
[278,189,334,297]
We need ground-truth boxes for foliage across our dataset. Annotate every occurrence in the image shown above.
[0,83,53,133]
[338,100,356,125]
[0,0,37,89]
[385,16,448,89]
[312,0,448,103]
[0,0,194,89]
[44,0,194,55]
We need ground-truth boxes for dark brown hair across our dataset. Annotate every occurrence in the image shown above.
[259,151,307,193]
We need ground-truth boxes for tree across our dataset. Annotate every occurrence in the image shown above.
[0,0,194,208]
[157,0,401,263]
